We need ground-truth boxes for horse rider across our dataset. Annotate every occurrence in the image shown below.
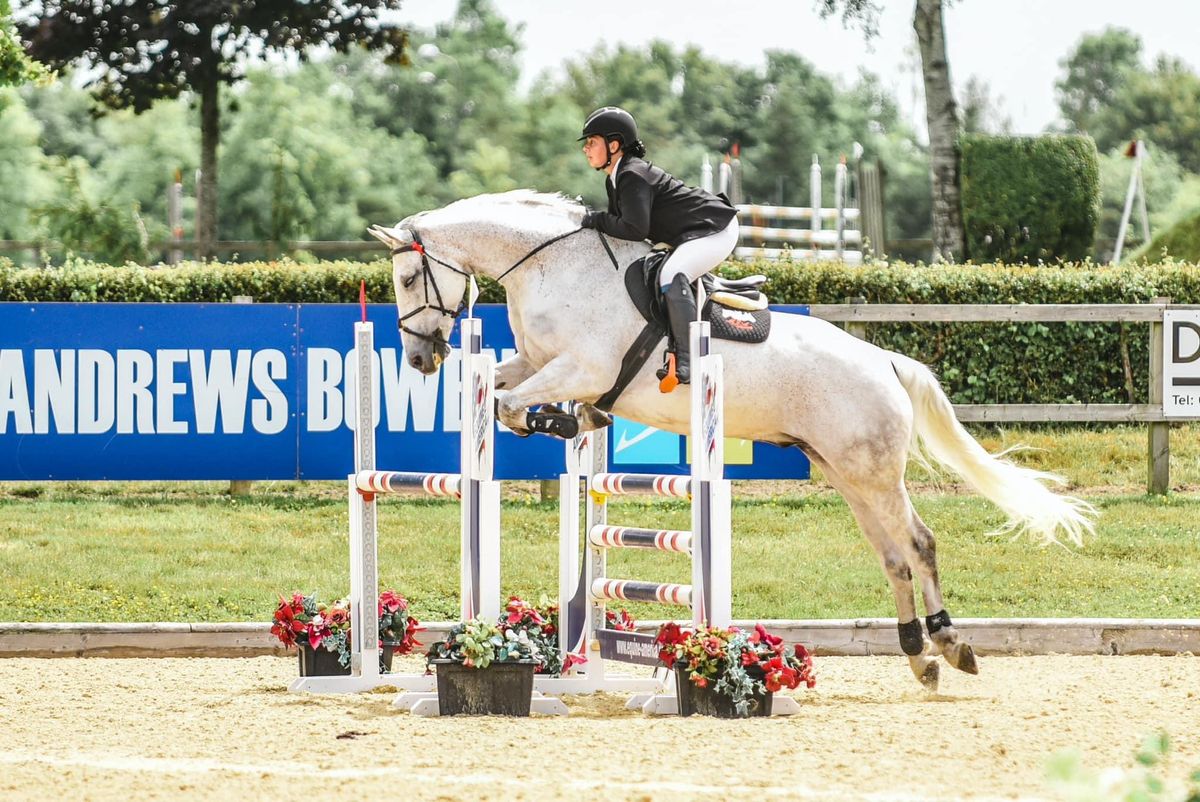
[578,106,739,387]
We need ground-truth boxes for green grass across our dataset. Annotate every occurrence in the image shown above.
[1,425,1198,623]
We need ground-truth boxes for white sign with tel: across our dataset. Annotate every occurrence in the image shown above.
[1163,310,1200,418]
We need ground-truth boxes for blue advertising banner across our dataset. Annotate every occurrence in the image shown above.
[0,303,809,481]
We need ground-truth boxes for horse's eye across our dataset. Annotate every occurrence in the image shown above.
[402,273,417,289]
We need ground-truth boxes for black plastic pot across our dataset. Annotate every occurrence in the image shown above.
[297,644,349,677]
[674,662,772,718]
[296,644,398,676]
[432,659,537,716]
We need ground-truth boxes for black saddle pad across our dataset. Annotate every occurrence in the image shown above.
[702,303,771,344]
[624,251,770,344]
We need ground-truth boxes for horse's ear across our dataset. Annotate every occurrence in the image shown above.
[367,224,405,249]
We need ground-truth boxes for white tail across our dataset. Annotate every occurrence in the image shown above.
[891,354,1096,547]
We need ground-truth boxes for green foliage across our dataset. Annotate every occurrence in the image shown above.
[94,101,197,238]
[1131,208,1200,263]
[961,134,1101,262]
[1056,27,1143,135]
[0,89,53,238]
[7,5,937,251]
[1098,57,1200,174]
[427,617,540,669]
[19,1,407,114]
[1095,142,1186,260]
[0,0,48,86]
[33,161,150,264]
[218,69,440,241]
[1047,732,1200,802]
[1057,30,1200,173]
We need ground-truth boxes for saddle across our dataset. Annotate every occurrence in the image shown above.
[626,248,772,344]
[592,248,772,411]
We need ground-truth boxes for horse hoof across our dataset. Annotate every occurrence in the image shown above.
[945,642,979,675]
[909,656,939,691]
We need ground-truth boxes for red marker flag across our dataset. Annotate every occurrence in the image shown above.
[359,280,367,322]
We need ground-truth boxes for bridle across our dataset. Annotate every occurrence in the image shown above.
[389,231,471,345]
[389,224,617,346]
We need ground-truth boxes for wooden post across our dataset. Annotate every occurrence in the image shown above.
[230,295,255,496]
[857,159,886,258]
[539,479,559,503]
[1147,296,1170,494]
[845,296,867,340]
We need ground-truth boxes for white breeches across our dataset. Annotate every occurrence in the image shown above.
[658,216,740,290]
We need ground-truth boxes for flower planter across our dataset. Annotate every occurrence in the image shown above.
[297,643,399,677]
[432,659,537,716]
[297,643,349,677]
[674,662,772,718]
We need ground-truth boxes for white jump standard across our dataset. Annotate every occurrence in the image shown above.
[290,315,500,694]
[551,320,801,715]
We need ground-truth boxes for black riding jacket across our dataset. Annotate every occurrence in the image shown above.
[583,156,737,247]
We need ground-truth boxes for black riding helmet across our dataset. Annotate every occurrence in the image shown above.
[579,106,644,169]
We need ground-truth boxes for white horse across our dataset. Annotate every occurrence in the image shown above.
[368,189,1095,689]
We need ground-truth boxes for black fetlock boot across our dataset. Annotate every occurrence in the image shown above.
[655,274,697,391]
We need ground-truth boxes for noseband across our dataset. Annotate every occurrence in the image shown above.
[389,224,609,346]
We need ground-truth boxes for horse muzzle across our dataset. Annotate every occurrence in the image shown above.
[407,335,451,374]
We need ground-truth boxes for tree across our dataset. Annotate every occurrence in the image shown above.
[1056,30,1200,173]
[1099,57,1200,173]
[817,0,966,261]
[18,1,406,256]
[1055,28,1142,135]
[1,0,45,86]
[961,76,1011,135]
[0,91,53,239]
[218,66,440,242]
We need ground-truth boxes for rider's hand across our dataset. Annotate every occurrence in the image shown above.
[580,210,597,229]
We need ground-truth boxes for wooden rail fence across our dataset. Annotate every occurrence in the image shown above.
[809,299,1199,494]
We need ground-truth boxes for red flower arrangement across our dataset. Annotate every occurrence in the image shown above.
[499,596,586,676]
[270,590,423,670]
[655,622,815,712]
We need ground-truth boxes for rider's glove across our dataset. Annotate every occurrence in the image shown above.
[580,210,597,229]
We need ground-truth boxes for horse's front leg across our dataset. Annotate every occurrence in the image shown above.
[495,352,535,390]
[496,355,605,438]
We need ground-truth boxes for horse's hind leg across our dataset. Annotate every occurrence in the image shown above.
[870,487,979,676]
[807,454,940,690]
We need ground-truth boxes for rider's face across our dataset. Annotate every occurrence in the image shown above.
[582,135,616,169]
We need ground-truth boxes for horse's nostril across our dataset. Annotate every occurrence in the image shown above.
[411,354,424,370]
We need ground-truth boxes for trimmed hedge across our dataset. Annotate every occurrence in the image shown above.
[960,134,1101,262]
[3,256,1199,406]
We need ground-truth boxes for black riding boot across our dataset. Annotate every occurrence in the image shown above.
[655,274,697,388]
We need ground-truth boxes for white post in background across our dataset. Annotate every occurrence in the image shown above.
[729,143,743,205]
[1136,148,1151,245]
[834,157,847,260]
[810,155,822,253]
[193,168,203,253]
[1113,139,1147,264]
[168,169,183,264]
[718,157,731,197]
[701,154,713,193]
